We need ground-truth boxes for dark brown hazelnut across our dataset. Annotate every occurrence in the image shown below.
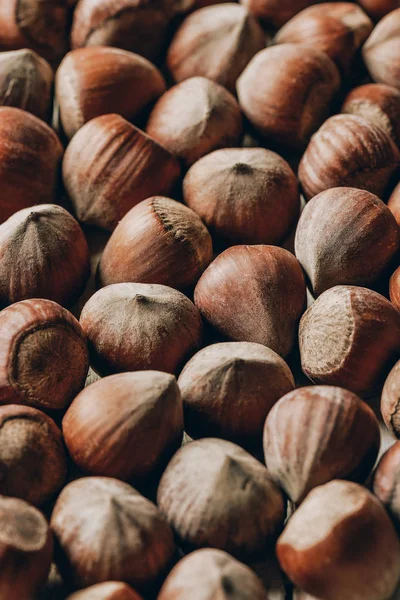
[276,480,400,600]
[0,107,63,222]
[381,359,400,436]
[97,197,213,292]
[178,342,294,451]
[80,283,202,375]
[0,298,89,411]
[299,285,400,396]
[158,548,268,600]
[390,264,400,310]
[358,0,399,21]
[157,438,285,558]
[264,386,380,504]
[146,77,243,166]
[56,47,166,139]
[63,114,180,231]
[67,582,143,600]
[194,245,306,357]
[363,8,400,90]
[275,3,373,74]
[0,404,67,505]
[183,148,300,246]
[373,441,400,528]
[298,114,400,200]
[240,0,318,28]
[294,187,400,297]
[388,181,400,226]
[236,44,340,150]
[166,4,265,93]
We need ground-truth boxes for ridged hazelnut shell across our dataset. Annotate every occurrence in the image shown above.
[298,114,400,200]
[381,360,400,436]
[67,582,143,600]
[358,0,399,21]
[264,386,380,504]
[146,76,243,166]
[373,441,400,528]
[183,147,300,246]
[80,283,202,375]
[299,285,400,396]
[63,114,180,231]
[388,182,400,227]
[194,245,306,357]
[97,197,213,292]
[240,0,318,28]
[157,438,285,558]
[363,8,400,90]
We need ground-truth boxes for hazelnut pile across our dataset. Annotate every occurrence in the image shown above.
[1,1,400,599]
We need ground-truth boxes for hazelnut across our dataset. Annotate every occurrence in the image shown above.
[97,197,213,292]
[182,147,300,246]
[264,386,380,504]
[157,438,285,557]
[194,245,306,357]
[275,3,373,74]
[56,47,166,140]
[67,582,143,600]
[178,342,295,452]
[0,204,90,308]
[391,264,400,309]
[276,480,400,600]
[63,114,180,231]
[0,298,89,411]
[381,359,400,436]
[0,404,67,505]
[363,8,400,90]
[0,496,53,599]
[373,441,400,528]
[0,107,63,222]
[358,0,399,21]
[294,187,400,297]
[166,4,265,93]
[158,548,268,600]
[388,181,400,226]
[146,77,243,166]
[51,477,176,590]
[299,285,400,396]
[240,0,318,28]
[298,115,400,200]
[80,283,202,375]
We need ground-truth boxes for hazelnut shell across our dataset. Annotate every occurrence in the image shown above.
[67,582,143,600]
[373,441,400,528]
[363,9,400,90]
[240,0,318,29]
[388,181,400,227]
[381,359,400,437]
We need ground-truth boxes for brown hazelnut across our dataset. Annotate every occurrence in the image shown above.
[294,187,400,297]
[240,0,318,28]
[158,548,268,600]
[373,441,400,528]
[363,8,400,90]
[298,115,400,200]
[178,342,295,451]
[194,245,306,357]
[381,359,400,436]
[276,480,400,600]
[56,47,166,140]
[0,204,90,308]
[341,83,400,148]
[0,107,63,222]
[390,264,400,310]
[275,3,373,74]
[0,298,89,411]
[63,371,183,481]
[388,181,400,226]
[146,77,243,166]
[80,283,202,375]
[67,582,143,600]
[264,386,380,504]
[0,404,67,505]
[63,114,180,231]
[97,197,213,292]
[157,438,285,557]
[166,4,265,93]
[299,285,400,396]
[358,0,399,21]
[51,477,176,590]
[182,148,300,246]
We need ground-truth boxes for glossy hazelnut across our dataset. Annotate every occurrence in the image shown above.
[157,438,285,557]
[236,44,340,150]
[294,187,399,297]
[146,77,242,166]
[373,441,400,528]
[358,0,399,21]
[63,114,180,231]
[80,283,202,375]
[97,197,213,292]
[178,342,294,451]
[277,480,400,600]
[183,148,300,246]
[194,245,306,357]
[363,8,400,89]
[51,477,175,590]
[67,582,143,600]
[158,548,268,600]
[381,360,400,436]
[298,115,400,200]
[240,0,318,28]
[390,264,400,310]
[56,47,166,139]
[299,285,400,396]
[388,181,400,226]
[264,386,380,504]
[167,4,265,93]
[0,298,89,411]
